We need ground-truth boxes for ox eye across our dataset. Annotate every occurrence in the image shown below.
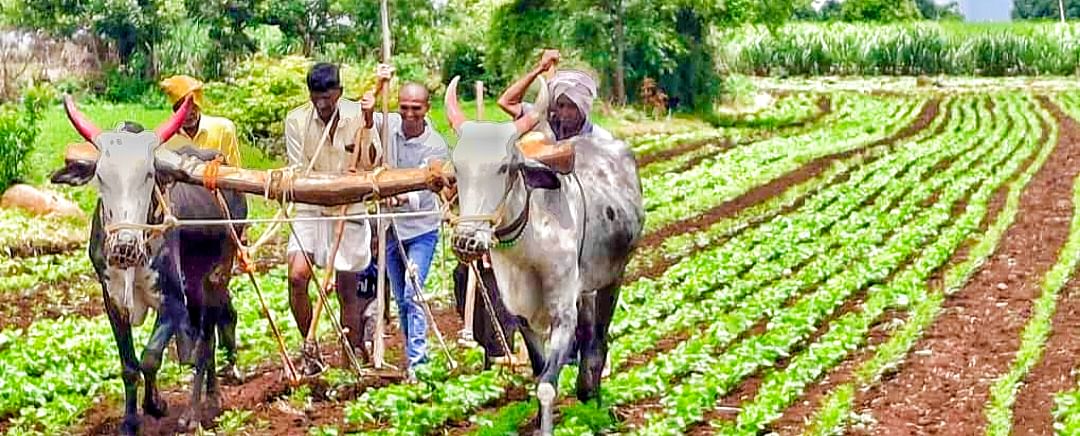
[497,164,508,174]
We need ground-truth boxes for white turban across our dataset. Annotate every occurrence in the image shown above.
[548,70,598,116]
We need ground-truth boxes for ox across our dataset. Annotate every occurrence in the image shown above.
[445,76,644,434]
[50,96,247,434]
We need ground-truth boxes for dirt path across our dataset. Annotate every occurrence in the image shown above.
[1009,100,1080,436]
[852,96,1076,435]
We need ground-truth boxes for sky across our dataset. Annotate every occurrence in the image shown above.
[958,0,1013,21]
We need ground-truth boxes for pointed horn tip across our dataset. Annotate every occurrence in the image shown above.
[155,95,193,143]
[445,76,466,131]
[63,94,102,143]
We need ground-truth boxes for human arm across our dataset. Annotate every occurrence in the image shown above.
[363,63,394,128]
[285,112,304,168]
[497,49,559,118]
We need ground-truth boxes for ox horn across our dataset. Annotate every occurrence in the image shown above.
[155,94,193,144]
[445,76,467,132]
[514,75,549,135]
[63,95,102,146]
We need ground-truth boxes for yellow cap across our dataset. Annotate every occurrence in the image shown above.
[159,75,206,107]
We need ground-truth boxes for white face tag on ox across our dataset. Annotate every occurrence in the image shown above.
[105,266,161,326]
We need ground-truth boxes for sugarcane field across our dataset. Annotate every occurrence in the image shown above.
[10,1,1080,435]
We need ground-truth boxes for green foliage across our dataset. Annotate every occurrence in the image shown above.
[838,0,922,22]
[202,55,380,158]
[1013,0,1080,19]
[915,0,963,20]
[0,87,46,192]
[722,22,1080,76]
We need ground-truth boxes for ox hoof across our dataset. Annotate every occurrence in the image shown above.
[142,395,168,418]
[178,409,201,432]
[537,382,557,436]
[218,363,245,385]
[119,415,141,436]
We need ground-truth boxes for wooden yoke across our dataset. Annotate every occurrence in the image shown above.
[58,139,575,206]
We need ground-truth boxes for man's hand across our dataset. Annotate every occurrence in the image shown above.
[384,194,409,208]
[361,91,376,112]
[537,49,560,73]
[376,63,394,87]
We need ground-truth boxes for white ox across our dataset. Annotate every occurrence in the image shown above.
[445,76,644,434]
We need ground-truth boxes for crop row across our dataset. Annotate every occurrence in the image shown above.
[724,93,1044,434]
[803,94,1054,435]
[1048,93,1080,435]
[642,93,923,233]
[628,93,1039,434]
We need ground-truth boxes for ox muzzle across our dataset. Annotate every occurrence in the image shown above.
[451,221,495,263]
[105,229,151,269]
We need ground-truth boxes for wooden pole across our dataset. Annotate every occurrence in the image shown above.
[1061,0,1067,23]
[460,263,477,344]
[475,81,484,120]
[373,0,392,369]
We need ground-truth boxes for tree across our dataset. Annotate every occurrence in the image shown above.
[1012,0,1080,19]
[837,0,922,22]
[915,0,963,19]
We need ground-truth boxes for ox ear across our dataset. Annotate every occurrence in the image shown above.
[50,160,96,186]
[520,159,560,191]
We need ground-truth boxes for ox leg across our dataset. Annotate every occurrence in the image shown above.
[576,284,618,404]
[538,294,579,436]
[210,253,243,384]
[104,296,144,435]
[520,325,546,377]
[180,307,215,431]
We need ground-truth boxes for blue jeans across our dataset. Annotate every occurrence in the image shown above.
[386,229,438,369]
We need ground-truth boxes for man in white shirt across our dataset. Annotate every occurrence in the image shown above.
[284,63,376,375]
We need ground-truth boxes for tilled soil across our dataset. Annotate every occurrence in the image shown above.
[78,307,461,435]
[852,96,1078,435]
[1008,100,1080,436]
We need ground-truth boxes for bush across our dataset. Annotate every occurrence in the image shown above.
[0,86,47,193]
[203,55,382,159]
[441,42,504,100]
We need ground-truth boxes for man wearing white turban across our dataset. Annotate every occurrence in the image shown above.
[497,49,613,141]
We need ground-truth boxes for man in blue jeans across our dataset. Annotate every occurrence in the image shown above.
[362,64,449,378]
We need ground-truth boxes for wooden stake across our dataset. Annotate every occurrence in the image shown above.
[475,81,484,120]
[373,0,393,369]
[460,262,477,344]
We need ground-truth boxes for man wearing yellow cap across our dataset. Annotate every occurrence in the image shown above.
[160,75,243,167]
[160,75,245,383]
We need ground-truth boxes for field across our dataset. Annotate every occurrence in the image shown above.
[10,80,1080,435]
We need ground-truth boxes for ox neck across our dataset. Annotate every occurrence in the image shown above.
[493,177,530,248]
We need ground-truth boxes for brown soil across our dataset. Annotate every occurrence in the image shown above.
[852,96,1077,435]
[770,310,908,435]
[1009,101,1080,436]
[0,277,102,331]
[2,240,84,259]
[78,307,462,435]
[637,137,731,168]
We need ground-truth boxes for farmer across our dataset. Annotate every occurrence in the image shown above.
[159,75,243,166]
[361,63,449,379]
[285,63,377,375]
[497,49,613,141]
[159,74,245,382]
